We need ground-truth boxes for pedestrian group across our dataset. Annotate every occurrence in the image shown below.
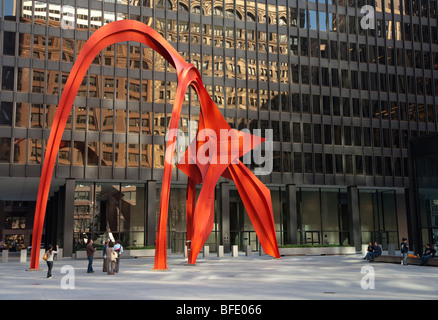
[362,237,436,266]
[43,239,123,279]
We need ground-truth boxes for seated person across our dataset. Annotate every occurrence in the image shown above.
[363,242,375,261]
[370,242,382,261]
[420,243,436,266]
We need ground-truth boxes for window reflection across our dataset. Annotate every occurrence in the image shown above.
[57,141,71,166]
[115,109,127,133]
[154,144,165,168]
[0,0,426,181]
[13,138,27,164]
[154,113,166,135]
[29,139,42,164]
[2,66,14,91]
[73,141,86,166]
[101,142,113,166]
[102,108,114,132]
[114,142,126,168]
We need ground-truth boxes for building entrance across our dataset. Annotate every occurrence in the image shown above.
[170,231,186,254]
[229,191,259,252]
[359,189,398,250]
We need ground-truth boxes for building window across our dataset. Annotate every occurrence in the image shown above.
[0,102,13,126]
[0,138,11,163]
[5,216,26,229]
[2,66,14,91]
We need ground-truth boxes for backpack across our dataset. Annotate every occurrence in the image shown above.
[110,250,118,261]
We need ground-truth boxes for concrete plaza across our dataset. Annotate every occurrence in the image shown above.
[0,251,437,302]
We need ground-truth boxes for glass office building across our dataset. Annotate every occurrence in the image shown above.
[0,0,436,256]
[408,134,438,254]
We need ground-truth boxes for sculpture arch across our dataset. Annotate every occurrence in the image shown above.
[29,20,280,271]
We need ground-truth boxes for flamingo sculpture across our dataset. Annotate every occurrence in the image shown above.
[29,20,280,271]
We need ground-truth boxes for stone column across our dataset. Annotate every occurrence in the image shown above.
[286,184,298,245]
[63,179,75,258]
[217,245,224,257]
[220,182,230,253]
[20,249,27,263]
[2,250,8,263]
[146,180,156,247]
[347,186,361,252]
[231,245,238,257]
[203,245,209,257]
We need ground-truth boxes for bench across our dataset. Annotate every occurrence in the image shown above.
[373,255,438,266]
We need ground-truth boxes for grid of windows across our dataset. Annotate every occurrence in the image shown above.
[0,0,437,189]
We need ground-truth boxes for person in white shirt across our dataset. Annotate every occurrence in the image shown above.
[113,241,123,273]
[45,244,58,278]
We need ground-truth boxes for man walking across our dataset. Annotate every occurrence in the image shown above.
[86,239,96,273]
[400,237,408,265]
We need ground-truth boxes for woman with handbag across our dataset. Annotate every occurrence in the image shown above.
[44,244,59,278]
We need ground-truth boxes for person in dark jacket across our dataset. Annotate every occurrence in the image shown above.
[86,239,96,273]
[369,242,382,262]
[401,238,408,265]
[420,243,436,266]
[102,239,110,272]
[364,242,375,261]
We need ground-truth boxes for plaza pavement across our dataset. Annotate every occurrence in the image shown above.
[0,251,437,303]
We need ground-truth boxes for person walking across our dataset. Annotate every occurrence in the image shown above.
[113,241,123,273]
[44,244,59,278]
[401,237,409,265]
[86,239,96,273]
[106,242,116,275]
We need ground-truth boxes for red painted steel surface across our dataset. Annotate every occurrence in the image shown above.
[29,20,280,271]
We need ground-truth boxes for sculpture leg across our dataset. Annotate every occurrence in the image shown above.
[227,162,280,259]
[153,164,172,270]
[186,177,196,264]
[189,168,224,264]
[153,66,197,270]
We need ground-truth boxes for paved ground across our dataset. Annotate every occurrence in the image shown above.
[0,251,437,304]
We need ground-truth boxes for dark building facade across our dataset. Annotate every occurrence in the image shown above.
[0,0,436,256]
[408,134,438,254]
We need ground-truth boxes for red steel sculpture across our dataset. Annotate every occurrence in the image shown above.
[29,20,280,271]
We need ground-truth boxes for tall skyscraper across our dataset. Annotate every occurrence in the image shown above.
[0,0,436,256]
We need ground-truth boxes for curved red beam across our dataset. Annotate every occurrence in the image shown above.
[29,20,188,270]
[176,77,280,264]
[29,19,280,271]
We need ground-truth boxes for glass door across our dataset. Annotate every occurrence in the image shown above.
[167,188,188,253]
[229,190,258,252]
[170,231,186,254]
[240,231,258,252]
[304,231,320,245]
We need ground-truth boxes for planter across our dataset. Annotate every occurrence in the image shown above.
[123,249,172,258]
[75,248,170,259]
[279,246,356,256]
